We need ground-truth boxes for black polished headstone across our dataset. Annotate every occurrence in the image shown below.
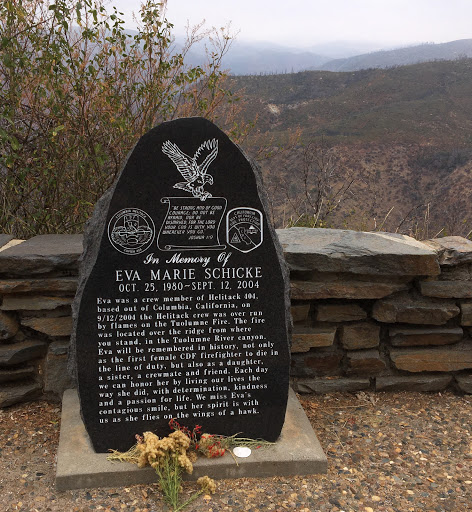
[72,118,290,452]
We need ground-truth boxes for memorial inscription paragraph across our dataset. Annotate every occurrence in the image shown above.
[73,118,290,452]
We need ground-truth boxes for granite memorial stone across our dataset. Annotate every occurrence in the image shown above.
[72,117,291,452]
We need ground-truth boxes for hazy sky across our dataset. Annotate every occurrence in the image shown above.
[109,0,472,48]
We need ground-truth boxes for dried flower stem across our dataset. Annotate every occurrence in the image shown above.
[107,420,272,511]
[155,455,182,511]
[107,444,141,464]
[221,434,275,449]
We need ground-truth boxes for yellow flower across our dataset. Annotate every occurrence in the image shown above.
[197,476,217,494]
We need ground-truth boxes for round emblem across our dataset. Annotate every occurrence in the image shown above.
[108,208,155,255]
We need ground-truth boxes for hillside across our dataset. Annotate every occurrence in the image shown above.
[232,59,472,146]
[230,60,472,236]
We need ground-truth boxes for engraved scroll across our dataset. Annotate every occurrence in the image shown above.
[157,197,227,251]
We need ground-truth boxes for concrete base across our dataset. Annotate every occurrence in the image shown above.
[56,388,327,490]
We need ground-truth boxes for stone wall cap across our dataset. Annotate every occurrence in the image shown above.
[0,234,83,275]
[423,236,472,266]
[0,235,14,250]
[277,228,439,276]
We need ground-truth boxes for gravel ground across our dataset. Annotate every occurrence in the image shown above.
[1,391,471,512]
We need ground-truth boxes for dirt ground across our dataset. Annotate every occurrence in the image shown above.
[1,390,471,512]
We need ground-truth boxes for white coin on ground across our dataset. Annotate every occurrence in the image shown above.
[233,446,252,458]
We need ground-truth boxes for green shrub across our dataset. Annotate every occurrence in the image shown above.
[0,0,246,237]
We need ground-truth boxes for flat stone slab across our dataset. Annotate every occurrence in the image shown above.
[293,377,370,394]
[291,280,408,300]
[340,322,380,350]
[376,375,453,392]
[0,239,24,253]
[423,236,472,266]
[388,327,463,346]
[277,228,439,276]
[0,277,78,294]
[419,280,472,298]
[316,303,367,322]
[461,303,472,326]
[291,348,343,377]
[21,316,73,337]
[0,311,19,340]
[390,343,472,372]
[0,381,42,407]
[0,340,47,365]
[1,295,73,311]
[456,375,472,394]
[291,327,336,352]
[0,235,13,250]
[56,388,327,491]
[346,349,386,375]
[291,304,311,323]
[0,234,83,275]
[372,292,460,325]
[0,366,35,384]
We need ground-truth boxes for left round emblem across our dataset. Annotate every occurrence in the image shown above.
[108,208,155,255]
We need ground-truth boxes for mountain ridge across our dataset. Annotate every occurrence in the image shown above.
[319,39,472,72]
[217,38,472,75]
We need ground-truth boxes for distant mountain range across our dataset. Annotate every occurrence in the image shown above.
[319,39,472,72]
[184,40,328,75]
[202,38,472,75]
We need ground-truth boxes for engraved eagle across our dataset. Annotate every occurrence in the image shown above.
[162,138,218,201]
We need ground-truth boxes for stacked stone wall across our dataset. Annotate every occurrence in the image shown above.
[280,229,472,395]
[1,229,472,406]
[0,235,82,407]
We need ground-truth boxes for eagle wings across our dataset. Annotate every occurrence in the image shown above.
[162,139,218,200]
